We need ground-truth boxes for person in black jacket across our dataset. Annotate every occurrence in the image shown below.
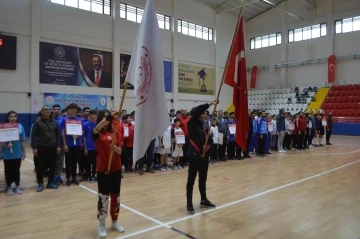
[243,109,253,158]
[186,100,218,214]
[32,106,61,192]
[276,108,286,153]
[326,112,333,145]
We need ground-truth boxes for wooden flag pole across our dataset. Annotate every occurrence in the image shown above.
[108,82,129,173]
[202,0,245,158]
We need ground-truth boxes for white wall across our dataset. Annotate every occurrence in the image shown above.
[0,0,237,114]
[246,0,360,89]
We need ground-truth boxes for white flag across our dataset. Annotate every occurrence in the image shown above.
[125,0,169,165]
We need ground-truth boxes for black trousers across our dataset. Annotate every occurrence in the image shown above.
[218,137,227,160]
[138,139,155,169]
[65,147,80,179]
[308,128,315,145]
[79,147,86,174]
[122,147,133,171]
[258,134,267,155]
[235,145,242,159]
[296,131,305,149]
[210,144,218,160]
[244,133,253,156]
[4,158,22,187]
[180,136,190,166]
[86,150,97,177]
[283,133,291,149]
[36,145,57,185]
[97,170,122,195]
[227,141,235,159]
[326,128,332,143]
[186,156,209,206]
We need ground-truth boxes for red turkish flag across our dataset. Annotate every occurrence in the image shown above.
[250,66,257,89]
[328,55,336,83]
[223,16,248,150]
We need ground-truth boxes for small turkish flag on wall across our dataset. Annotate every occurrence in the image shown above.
[328,55,335,83]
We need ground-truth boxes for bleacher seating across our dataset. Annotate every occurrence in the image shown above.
[248,88,313,115]
[321,84,360,122]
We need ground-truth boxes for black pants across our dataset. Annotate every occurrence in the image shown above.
[122,147,133,171]
[180,136,190,166]
[65,147,80,179]
[258,134,267,155]
[326,128,332,143]
[186,156,209,206]
[244,133,253,156]
[227,141,235,159]
[283,133,291,149]
[36,145,57,185]
[235,145,242,159]
[210,144,218,160]
[218,137,227,160]
[296,132,305,149]
[138,139,155,169]
[86,150,97,177]
[308,128,315,145]
[3,158,22,187]
[78,147,86,174]
[97,170,122,195]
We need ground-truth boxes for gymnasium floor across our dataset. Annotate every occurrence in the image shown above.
[1,135,360,239]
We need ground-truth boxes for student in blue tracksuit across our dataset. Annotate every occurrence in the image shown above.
[257,111,268,157]
[265,114,272,155]
[249,114,258,154]
[83,110,97,182]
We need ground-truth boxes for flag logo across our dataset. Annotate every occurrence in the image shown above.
[136,46,152,106]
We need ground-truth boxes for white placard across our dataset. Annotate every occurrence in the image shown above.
[229,124,236,135]
[267,123,273,132]
[176,134,185,144]
[309,121,312,128]
[322,120,327,126]
[218,133,224,145]
[288,123,295,130]
[124,127,129,137]
[65,120,83,136]
[0,123,19,143]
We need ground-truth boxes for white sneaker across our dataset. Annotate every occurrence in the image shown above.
[11,182,16,189]
[165,167,172,171]
[278,150,283,153]
[111,221,125,233]
[98,225,107,238]
[7,188,13,196]
[173,165,178,170]
[15,187,22,194]
[178,165,183,169]
[161,167,166,172]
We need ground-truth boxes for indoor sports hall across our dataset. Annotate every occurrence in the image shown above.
[1,0,360,239]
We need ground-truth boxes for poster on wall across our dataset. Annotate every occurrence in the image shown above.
[178,63,215,95]
[44,93,107,110]
[120,53,173,92]
[40,42,113,88]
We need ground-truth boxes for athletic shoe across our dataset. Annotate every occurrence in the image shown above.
[161,167,166,172]
[173,165,178,170]
[178,165,184,169]
[89,176,95,182]
[66,179,71,186]
[6,187,13,196]
[15,187,22,194]
[111,221,125,233]
[200,199,216,208]
[37,184,44,192]
[98,225,107,238]
[71,179,79,185]
[47,182,59,189]
[187,205,195,214]
[165,167,172,171]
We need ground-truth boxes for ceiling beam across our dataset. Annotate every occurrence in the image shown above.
[216,0,235,13]
[297,0,315,9]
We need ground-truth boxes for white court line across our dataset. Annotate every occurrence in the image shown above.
[267,148,360,157]
[115,159,360,239]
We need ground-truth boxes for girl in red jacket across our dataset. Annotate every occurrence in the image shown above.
[92,110,125,238]
[122,114,135,172]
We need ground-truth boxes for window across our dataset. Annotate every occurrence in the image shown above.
[288,23,326,43]
[177,19,213,41]
[120,3,170,30]
[45,0,111,16]
[335,15,360,34]
[250,32,281,50]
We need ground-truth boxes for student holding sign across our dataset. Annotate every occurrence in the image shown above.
[61,103,83,186]
[92,110,124,238]
[0,111,26,196]
[171,118,184,170]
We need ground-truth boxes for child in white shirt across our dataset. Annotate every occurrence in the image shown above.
[210,118,219,164]
[158,125,172,172]
[171,119,184,170]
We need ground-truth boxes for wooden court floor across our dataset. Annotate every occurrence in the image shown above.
[1,135,360,239]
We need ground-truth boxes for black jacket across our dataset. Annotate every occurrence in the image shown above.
[327,116,333,129]
[86,70,112,88]
[31,118,60,149]
[248,116,254,134]
[276,114,286,132]
[186,103,211,157]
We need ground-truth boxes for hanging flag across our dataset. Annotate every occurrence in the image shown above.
[250,66,257,89]
[125,0,169,165]
[223,15,249,150]
[328,55,335,83]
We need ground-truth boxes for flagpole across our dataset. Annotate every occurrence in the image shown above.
[202,0,245,158]
[108,82,129,173]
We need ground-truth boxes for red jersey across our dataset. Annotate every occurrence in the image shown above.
[178,115,190,136]
[94,119,123,172]
[123,123,135,147]
[295,116,306,132]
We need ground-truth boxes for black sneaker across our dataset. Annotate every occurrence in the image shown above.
[71,179,79,185]
[200,200,216,208]
[244,155,252,159]
[186,205,195,214]
[89,176,95,183]
[66,179,71,186]
[146,168,155,173]
[138,168,144,175]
